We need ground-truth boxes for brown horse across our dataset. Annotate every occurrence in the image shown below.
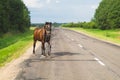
[33,22,52,57]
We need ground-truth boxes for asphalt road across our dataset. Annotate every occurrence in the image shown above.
[15,28,120,80]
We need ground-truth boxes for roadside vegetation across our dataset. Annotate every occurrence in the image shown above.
[0,0,31,67]
[62,0,120,45]
[0,28,33,67]
[65,27,120,44]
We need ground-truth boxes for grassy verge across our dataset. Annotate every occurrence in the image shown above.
[0,28,34,67]
[64,27,120,45]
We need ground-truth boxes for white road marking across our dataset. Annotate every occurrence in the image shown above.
[94,58,105,66]
[94,58,99,61]
[78,44,83,48]
[98,61,105,66]
[71,39,74,41]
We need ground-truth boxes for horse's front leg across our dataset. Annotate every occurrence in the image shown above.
[41,42,46,56]
[33,40,36,54]
[48,41,51,56]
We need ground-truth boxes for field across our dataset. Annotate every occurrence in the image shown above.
[0,28,34,66]
[64,27,120,45]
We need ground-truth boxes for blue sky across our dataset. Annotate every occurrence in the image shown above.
[22,0,101,23]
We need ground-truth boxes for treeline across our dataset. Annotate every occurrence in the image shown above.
[62,0,120,30]
[0,0,30,34]
[31,23,44,27]
[62,21,96,29]
[31,22,62,27]
[53,22,62,27]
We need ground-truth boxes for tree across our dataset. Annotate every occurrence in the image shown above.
[94,0,120,30]
[0,0,30,34]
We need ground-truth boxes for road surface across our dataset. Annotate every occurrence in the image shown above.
[10,28,120,80]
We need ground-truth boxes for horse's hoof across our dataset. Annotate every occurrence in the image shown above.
[48,54,51,56]
[42,54,46,56]
[41,55,45,58]
[33,51,35,54]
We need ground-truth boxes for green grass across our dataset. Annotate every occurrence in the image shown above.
[64,27,120,45]
[0,28,34,67]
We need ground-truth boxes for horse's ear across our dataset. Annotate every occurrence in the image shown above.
[45,22,49,24]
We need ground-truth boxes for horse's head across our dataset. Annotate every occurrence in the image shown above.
[44,22,52,34]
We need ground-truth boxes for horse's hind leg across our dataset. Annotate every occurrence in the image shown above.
[33,40,36,54]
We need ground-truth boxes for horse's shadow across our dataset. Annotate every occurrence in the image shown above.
[53,52,82,57]
[23,51,95,65]
[32,51,82,59]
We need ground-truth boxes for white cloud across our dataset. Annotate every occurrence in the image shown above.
[22,0,101,23]
[22,0,44,8]
[55,0,60,3]
[23,0,61,9]
[91,5,98,9]
[46,0,51,4]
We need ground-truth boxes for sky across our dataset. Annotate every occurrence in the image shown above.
[22,0,101,23]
